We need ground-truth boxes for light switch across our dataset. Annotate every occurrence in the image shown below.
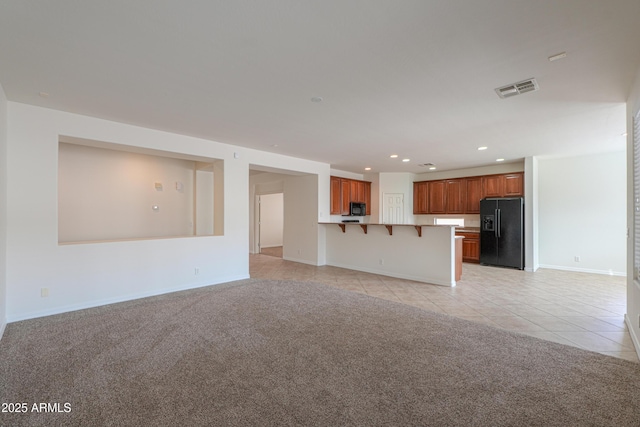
[155,183,163,191]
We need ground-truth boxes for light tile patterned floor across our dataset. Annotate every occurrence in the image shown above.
[250,254,638,362]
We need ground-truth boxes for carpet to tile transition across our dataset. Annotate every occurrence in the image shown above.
[1,279,639,426]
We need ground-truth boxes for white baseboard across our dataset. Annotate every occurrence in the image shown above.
[538,264,626,277]
[6,274,250,323]
[282,256,319,266]
[326,261,454,287]
[625,314,640,356]
[0,318,6,342]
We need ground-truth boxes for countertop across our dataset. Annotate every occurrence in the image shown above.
[455,227,480,233]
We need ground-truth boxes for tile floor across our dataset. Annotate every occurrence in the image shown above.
[250,253,638,362]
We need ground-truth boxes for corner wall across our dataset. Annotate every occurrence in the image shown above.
[0,83,7,337]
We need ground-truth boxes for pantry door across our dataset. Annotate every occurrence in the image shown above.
[382,193,404,224]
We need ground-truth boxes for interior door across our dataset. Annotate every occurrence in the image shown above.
[383,193,404,224]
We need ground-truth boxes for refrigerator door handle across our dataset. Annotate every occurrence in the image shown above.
[496,209,501,238]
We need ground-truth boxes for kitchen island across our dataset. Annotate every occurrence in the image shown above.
[320,222,460,287]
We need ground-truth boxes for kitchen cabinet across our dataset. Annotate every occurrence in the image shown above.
[413,181,429,214]
[340,179,351,215]
[482,175,503,198]
[503,173,524,196]
[364,182,372,215]
[456,231,480,263]
[413,172,523,215]
[330,176,372,216]
[428,180,447,214]
[465,177,482,213]
[330,176,341,214]
[482,172,524,198]
[445,179,466,214]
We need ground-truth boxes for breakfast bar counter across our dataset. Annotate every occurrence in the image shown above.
[319,222,460,286]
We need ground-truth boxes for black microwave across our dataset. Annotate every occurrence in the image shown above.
[348,202,366,216]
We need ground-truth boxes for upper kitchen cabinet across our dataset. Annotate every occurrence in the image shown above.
[428,180,447,214]
[482,172,524,198]
[465,177,482,213]
[330,176,341,215]
[340,179,351,215]
[445,179,466,214]
[413,172,524,215]
[413,181,429,214]
[503,173,524,196]
[330,176,372,216]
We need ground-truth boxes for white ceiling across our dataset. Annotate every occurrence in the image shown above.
[1,1,639,173]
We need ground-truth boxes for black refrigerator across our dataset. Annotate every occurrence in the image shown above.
[480,197,524,270]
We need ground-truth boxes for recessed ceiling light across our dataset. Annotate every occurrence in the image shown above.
[622,132,628,137]
[429,166,437,170]
[39,92,49,98]
[477,146,488,151]
[311,96,323,103]
[390,154,398,158]
[496,158,505,162]
[548,52,567,62]
[271,144,278,147]
[364,167,371,171]
[402,158,410,163]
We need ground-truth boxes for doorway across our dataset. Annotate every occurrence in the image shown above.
[258,193,284,257]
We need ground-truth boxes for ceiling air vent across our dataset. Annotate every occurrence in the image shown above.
[495,78,539,99]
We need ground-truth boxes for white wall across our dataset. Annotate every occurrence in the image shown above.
[626,65,640,354]
[58,143,198,242]
[0,83,7,337]
[538,151,626,275]
[5,102,330,322]
[259,193,283,248]
[283,174,320,264]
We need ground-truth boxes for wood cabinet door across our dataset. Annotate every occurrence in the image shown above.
[482,175,503,198]
[364,182,372,215]
[503,173,524,196]
[457,232,480,263]
[413,182,428,214]
[428,180,447,213]
[465,177,482,213]
[462,237,480,263]
[446,179,465,213]
[330,176,341,215]
[349,181,358,203]
[340,179,351,215]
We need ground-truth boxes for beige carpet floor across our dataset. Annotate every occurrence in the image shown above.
[1,279,639,426]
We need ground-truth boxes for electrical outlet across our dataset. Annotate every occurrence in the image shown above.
[194,267,199,275]
[379,259,384,265]
[40,288,49,298]
[574,256,580,262]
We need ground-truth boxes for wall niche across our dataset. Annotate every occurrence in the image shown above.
[58,136,223,244]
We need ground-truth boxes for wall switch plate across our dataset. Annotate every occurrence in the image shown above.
[574,256,580,262]
[41,288,49,298]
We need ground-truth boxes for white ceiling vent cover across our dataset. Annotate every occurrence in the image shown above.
[495,78,539,98]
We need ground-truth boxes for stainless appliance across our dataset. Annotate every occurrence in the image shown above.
[480,197,524,270]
